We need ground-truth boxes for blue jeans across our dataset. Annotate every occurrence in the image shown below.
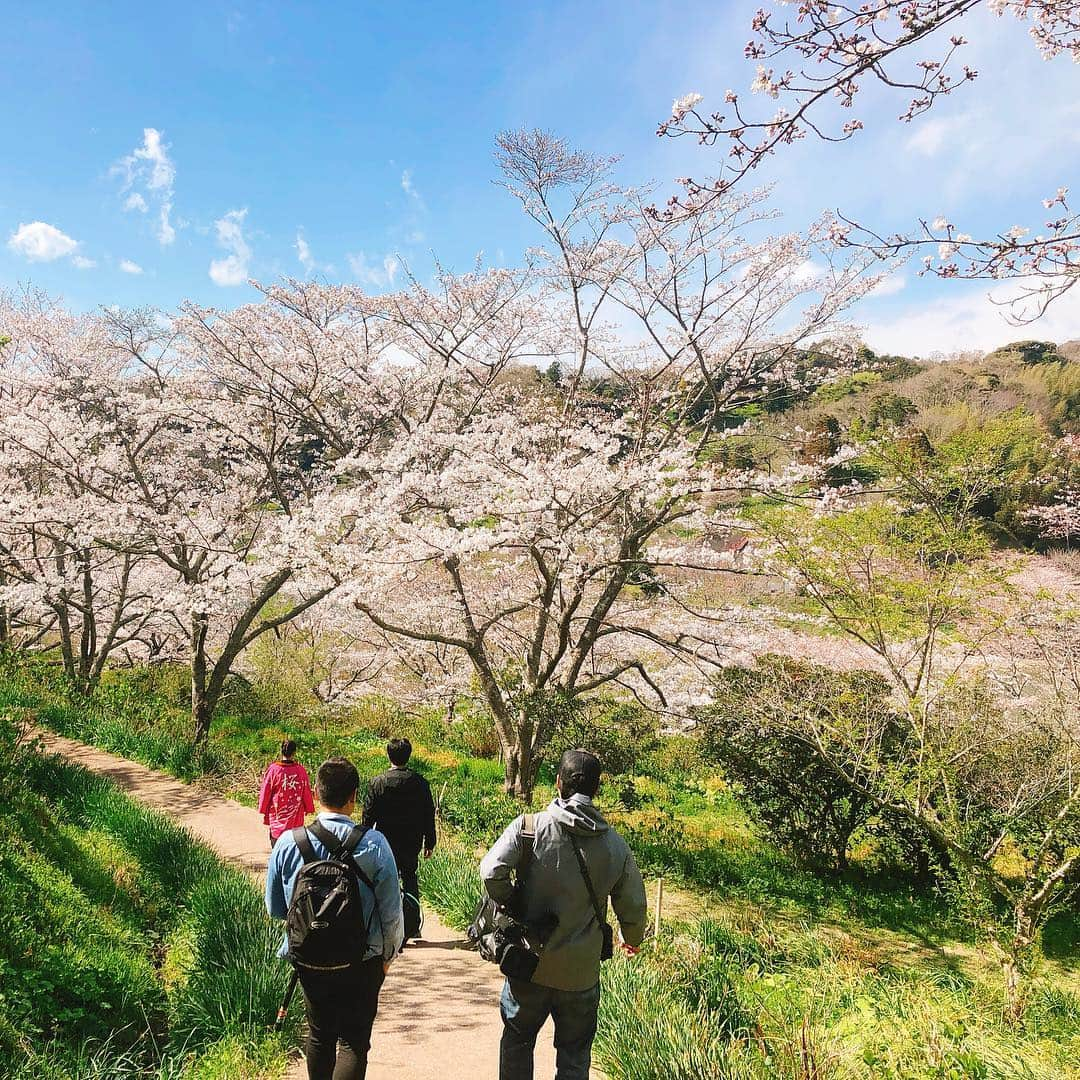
[499,978,600,1080]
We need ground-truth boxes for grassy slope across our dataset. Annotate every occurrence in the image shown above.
[6,660,1080,1078]
[0,729,301,1080]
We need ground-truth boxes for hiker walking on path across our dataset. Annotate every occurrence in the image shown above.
[258,739,315,849]
[362,738,436,941]
[480,748,648,1080]
[266,756,404,1080]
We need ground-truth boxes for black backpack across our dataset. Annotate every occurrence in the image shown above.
[286,821,376,972]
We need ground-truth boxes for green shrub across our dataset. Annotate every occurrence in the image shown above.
[545,697,659,777]
[698,658,943,877]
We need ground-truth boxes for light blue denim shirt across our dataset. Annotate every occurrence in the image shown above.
[265,812,404,963]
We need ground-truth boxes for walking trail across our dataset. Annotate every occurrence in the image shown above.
[38,730,584,1080]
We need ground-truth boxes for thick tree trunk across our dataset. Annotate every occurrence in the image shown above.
[504,736,539,805]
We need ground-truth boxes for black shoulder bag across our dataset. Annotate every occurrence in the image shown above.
[566,832,615,961]
[469,814,550,980]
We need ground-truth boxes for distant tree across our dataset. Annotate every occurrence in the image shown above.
[541,360,563,386]
[1023,489,1080,548]
[863,392,918,431]
[984,341,1065,366]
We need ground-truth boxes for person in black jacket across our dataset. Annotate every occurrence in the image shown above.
[362,739,436,941]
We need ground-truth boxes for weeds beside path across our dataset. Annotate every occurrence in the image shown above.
[36,730,580,1080]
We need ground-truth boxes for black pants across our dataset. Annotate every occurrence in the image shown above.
[298,957,385,1080]
[393,842,420,905]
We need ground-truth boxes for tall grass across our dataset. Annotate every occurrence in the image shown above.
[167,873,301,1047]
[596,956,757,1080]
[418,844,484,930]
[592,911,1079,1080]
[0,718,299,1078]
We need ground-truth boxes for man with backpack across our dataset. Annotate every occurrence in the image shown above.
[362,738,436,942]
[266,756,404,1080]
[479,749,648,1080]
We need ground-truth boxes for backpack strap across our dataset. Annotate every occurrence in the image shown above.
[341,824,377,892]
[308,820,376,892]
[293,826,317,865]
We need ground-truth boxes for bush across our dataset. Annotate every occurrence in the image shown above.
[698,657,949,882]
[697,659,893,872]
[545,697,659,777]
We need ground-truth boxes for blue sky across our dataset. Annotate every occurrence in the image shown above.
[3,0,1079,355]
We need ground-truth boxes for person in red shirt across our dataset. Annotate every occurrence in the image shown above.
[258,739,315,848]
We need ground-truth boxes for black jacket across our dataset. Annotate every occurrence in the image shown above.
[362,767,437,854]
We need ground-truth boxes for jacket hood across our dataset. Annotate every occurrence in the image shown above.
[545,794,609,836]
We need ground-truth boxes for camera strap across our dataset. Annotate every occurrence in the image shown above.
[565,830,607,932]
[518,813,536,887]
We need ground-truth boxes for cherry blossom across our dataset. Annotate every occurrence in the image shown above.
[656,1,1080,314]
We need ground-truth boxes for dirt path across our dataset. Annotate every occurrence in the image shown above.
[38,730,579,1080]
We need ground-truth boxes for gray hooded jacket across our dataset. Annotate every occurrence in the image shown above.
[479,794,648,991]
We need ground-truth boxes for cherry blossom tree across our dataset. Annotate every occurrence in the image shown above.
[311,131,881,800]
[0,134,879,777]
[1023,489,1080,547]
[0,296,343,742]
[658,0,1080,315]
[0,295,164,689]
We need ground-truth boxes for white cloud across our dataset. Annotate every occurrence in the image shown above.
[157,202,176,246]
[208,208,251,287]
[347,251,400,289]
[868,273,907,298]
[7,221,80,262]
[401,169,427,217]
[295,232,314,273]
[792,259,824,284]
[71,255,97,269]
[113,128,177,246]
[862,278,1080,357]
[905,117,956,157]
[119,259,143,275]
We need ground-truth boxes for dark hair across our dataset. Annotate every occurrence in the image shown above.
[387,738,412,767]
[280,739,298,760]
[557,748,602,799]
[317,757,359,808]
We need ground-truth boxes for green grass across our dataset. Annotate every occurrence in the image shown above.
[0,718,299,1078]
[6,655,1080,1078]
[594,912,1080,1080]
[417,843,485,930]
